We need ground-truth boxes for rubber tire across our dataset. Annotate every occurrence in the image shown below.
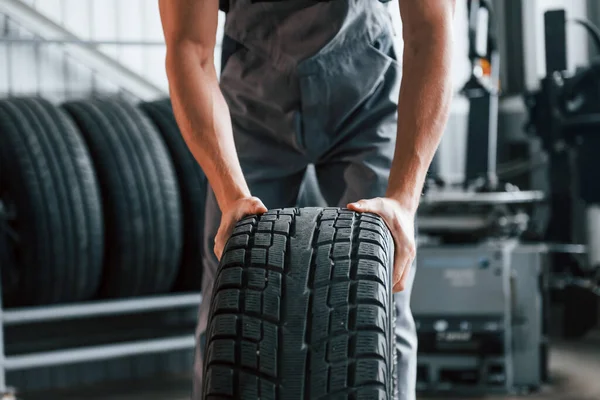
[140,98,207,291]
[202,207,397,399]
[62,98,182,297]
[0,202,15,297]
[0,98,103,306]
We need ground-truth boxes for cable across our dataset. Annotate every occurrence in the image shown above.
[496,159,548,179]
[558,19,600,115]
[570,18,600,54]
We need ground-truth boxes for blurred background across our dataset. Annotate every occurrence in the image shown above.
[0,0,599,399]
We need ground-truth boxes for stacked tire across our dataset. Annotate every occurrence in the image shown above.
[0,98,103,306]
[0,96,207,306]
[63,98,183,297]
[140,99,207,291]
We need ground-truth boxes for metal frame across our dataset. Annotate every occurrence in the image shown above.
[521,0,542,91]
[1,38,166,46]
[2,293,201,325]
[4,336,196,371]
[0,293,202,396]
[462,0,501,187]
[421,190,544,205]
[491,0,526,95]
[532,9,585,269]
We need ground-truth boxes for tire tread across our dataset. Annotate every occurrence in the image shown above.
[203,207,394,399]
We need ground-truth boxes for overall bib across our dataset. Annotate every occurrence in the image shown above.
[194,1,417,398]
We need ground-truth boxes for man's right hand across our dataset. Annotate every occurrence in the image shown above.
[160,0,263,262]
[214,196,268,261]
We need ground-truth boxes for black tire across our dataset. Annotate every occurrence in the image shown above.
[0,98,103,306]
[202,207,397,399]
[140,99,207,291]
[62,98,182,297]
[0,201,15,293]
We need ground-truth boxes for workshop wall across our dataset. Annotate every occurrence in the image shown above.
[0,0,474,183]
[0,1,472,96]
[0,0,225,98]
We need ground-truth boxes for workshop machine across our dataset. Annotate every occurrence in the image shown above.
[414,194,549,394]
[412,240,549,394]
[412,0,549,394]
[524,9,600,338]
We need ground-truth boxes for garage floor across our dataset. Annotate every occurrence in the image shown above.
[23,332,600,400]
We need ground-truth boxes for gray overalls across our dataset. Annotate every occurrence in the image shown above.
[194,1,417,398]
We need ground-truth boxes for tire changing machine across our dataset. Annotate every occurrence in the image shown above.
[414,209,549,395]
[412,0,549,394]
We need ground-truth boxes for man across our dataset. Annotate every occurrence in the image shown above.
[159,0,455,398]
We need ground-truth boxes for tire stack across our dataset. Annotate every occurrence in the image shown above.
[0,98,103,307]
[0,96,207,307]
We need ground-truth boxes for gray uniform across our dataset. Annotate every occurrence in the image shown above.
[194,0,417,399]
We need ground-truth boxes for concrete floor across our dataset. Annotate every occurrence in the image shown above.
[23,332,600,400]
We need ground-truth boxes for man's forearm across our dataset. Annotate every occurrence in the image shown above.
[166,43,250,212]
[387,18,454,212]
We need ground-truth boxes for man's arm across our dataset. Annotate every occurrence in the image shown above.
[349,0,455,291]
[159,0,266,259]
[388,0,455,209]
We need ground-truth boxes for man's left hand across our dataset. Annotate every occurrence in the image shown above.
[347,198,416,293]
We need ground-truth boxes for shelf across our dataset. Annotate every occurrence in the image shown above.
[2,335,195,371]
[3,293,202,326]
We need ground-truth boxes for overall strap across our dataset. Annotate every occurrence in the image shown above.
[219,0,229,12]
[220,0,392,13]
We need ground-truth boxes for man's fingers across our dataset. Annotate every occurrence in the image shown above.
[214,230,227,260]
[348,199,395,233]
[394,257,412,292]
[349,198,408,292]
[392,239,417,292]
[394,244,416,292]
[347,198,378,213]
[246,196,268,214]
[234,197,267,221]
[392,250,406,292]
[391,240,406,290]
[400,247,415,286]
[215,197,269,262]
[348,196,415,293]
[214,242,223,261]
